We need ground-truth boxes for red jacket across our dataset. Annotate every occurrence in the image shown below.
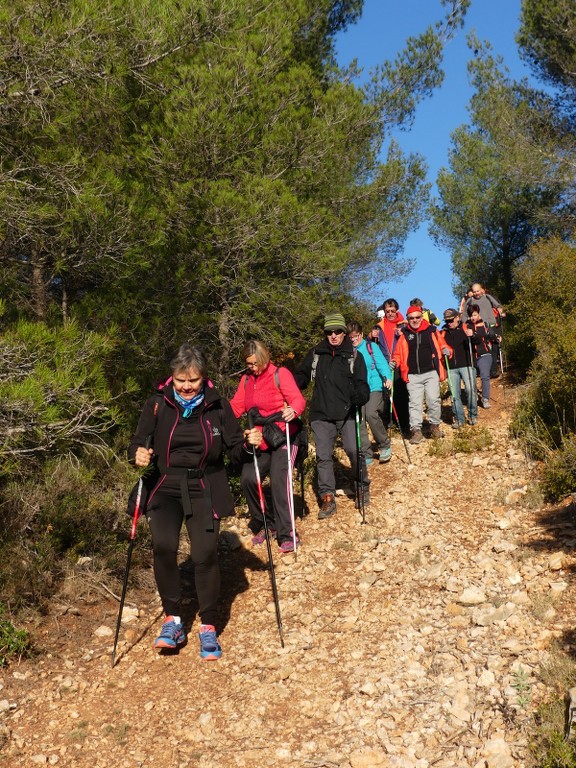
[230,362,306,450]
[392,320,452,383]
[377,312,405,360]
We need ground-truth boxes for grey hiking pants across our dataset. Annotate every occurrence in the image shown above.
[364,390,391,451]
[311,417,369,497]
[406,370,442,430]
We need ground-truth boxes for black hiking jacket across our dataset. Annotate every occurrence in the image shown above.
[128,380,253,522]
[294,337,369,422]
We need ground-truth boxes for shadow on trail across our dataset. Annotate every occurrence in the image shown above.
[522,500,576,575]
[178,530,268,635]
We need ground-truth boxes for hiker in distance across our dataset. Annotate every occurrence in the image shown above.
[128,343,262,660]
[230,340,306,554]
[374,298,410,435]
[348,321,393,464]
[465,303,498,409]
[294,313,370,519]
[391,305,453,444]
[440,308,478,427]
[463,282,505,378]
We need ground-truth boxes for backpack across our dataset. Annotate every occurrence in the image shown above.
[311,348,357,381]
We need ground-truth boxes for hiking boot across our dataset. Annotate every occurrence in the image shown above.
[318,493,336,519]
[365,456,374,466]
[409,428,423,445]
[468,417,478,426]
[251,528,276,546]
[451,421,465,430]
[482,398,491,409]
[279,533,300,554]
[198,624,222,661]
[379,447,392,463]
[154,616,186,650]
[429,424,444,439]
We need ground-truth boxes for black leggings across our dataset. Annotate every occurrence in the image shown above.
[147,489,220,627]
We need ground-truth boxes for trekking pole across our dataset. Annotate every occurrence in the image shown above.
[388,377,394,440]
[285,425,297,559]
[466,335,479,415]
[112,434,152,668]
[248,412,284,648]
[443,355,460,430]
[354,406,366,525]
[498,319,506,406]
[391,400,411,464]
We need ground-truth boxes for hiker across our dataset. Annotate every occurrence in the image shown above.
[294,312,370,519]
[463,283,505,377]
[230,340,306,554]
[465,303,497,409]
[440,308,478,427]
[409,297,440,327]
[390,305,452,444]
[375,298,410,435]
[348,321,393,464]
[458,285,474,317]
[128,343,262,659]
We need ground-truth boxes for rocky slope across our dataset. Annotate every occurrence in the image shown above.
[1,381,574,768]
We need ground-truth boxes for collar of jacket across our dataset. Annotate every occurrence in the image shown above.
[158,378,221,408]
[404,318,431,334]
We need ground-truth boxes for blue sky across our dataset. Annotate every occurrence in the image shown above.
[335,0,534,318]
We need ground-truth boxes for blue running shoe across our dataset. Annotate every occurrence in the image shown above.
[154,616,186,650]
[379,447,392,463]
[199,624,222,661]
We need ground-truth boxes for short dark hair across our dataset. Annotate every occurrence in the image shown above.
[383,298,399,310]
[347,321,362,334]
[467,303,481,317]
[170,344,208,378]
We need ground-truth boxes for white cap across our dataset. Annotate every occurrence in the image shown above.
[377,309,385,320]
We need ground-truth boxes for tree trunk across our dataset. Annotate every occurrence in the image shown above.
[31,252,47,319]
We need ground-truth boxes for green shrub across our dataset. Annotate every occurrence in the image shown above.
[540,434,576,501]
[0,607,31,667]
[428,425,493,457]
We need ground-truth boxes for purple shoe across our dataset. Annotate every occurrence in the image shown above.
[251,528,276,546]
[279,534,300,554]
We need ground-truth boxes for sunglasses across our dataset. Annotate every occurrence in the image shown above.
[325,328,346,336]
[407,315,423,320]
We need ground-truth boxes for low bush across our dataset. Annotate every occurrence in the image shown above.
[0,606,32,667]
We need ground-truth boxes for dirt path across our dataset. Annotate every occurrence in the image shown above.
[1,380,573,768]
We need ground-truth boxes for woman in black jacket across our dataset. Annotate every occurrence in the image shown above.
[128,343,261,660]
[466,304,497,409]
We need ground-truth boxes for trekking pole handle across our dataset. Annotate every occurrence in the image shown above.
[130,434,152,539]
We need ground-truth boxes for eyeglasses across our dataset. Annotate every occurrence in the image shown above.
[246,361,259,368]
[407,315,422,320]
[445,317,458,323]
[349,335,361,342]
[325,329,346,336]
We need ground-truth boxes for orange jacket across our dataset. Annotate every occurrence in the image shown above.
[392,321,452,383]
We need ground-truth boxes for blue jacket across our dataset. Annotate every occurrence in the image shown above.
[357,339,392,392]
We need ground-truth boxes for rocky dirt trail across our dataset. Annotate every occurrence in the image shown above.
[2,380,575,768]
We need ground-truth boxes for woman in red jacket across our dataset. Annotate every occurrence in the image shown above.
[230,340,306,553]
